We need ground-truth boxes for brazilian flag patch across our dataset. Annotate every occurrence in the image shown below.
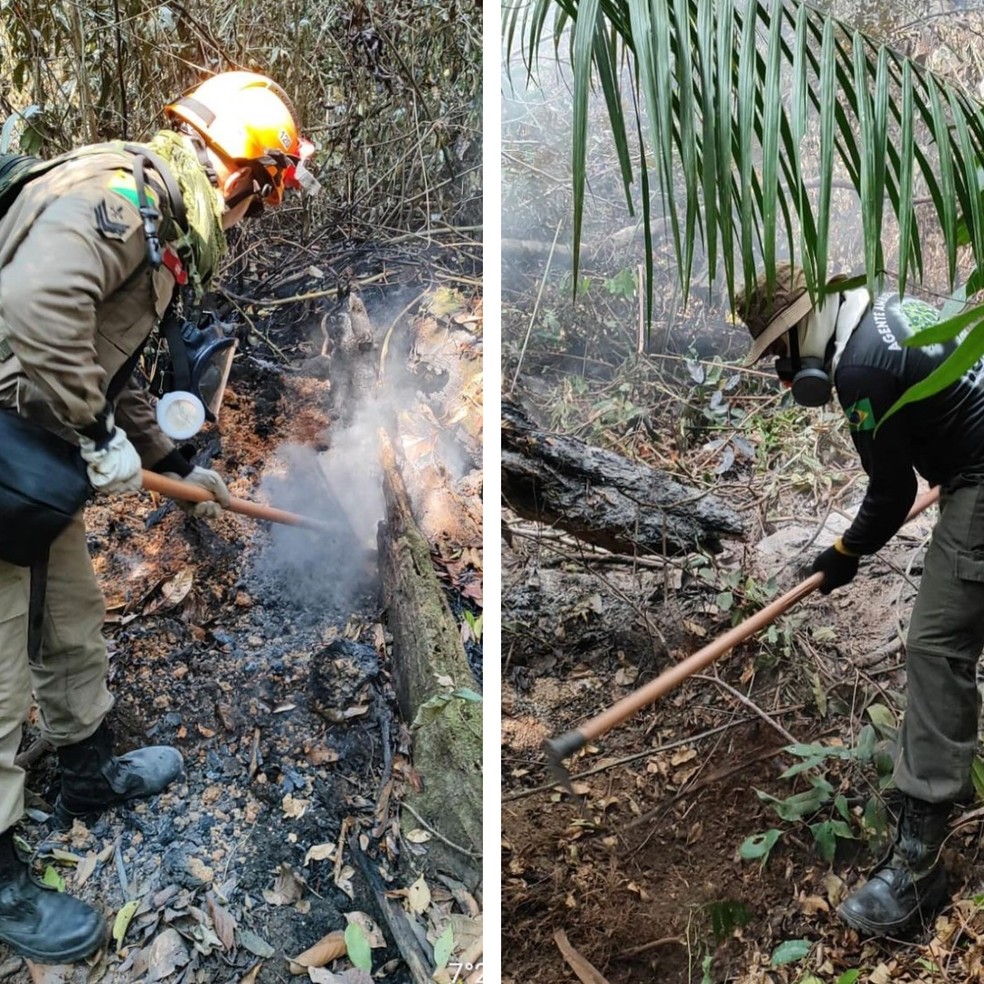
[846,397,876,432]
[106,169,157,210]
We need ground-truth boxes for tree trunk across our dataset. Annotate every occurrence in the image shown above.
[377,430,482,888]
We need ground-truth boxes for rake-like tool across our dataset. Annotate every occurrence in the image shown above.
[544,486,941,795]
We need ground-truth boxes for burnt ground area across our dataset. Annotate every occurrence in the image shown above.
[501,475,984,984]
[2,239,483,984]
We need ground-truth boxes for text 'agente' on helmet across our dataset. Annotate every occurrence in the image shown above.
[165,70,316,206]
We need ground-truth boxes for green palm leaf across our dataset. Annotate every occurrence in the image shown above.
[504,0,984,407]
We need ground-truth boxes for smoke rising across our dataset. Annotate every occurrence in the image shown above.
[249,394,391,618]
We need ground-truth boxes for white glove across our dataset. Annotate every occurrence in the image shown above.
[78,425,142,494]
[163,466,232,519]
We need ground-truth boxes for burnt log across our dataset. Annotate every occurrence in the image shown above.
[502,399,745,555]
[377,430,482,888]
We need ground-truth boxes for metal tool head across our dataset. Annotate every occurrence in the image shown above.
[543,729,586,799]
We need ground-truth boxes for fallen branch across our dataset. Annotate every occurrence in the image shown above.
[502,400,745,555]
[378,429,482,885]
[349,834,433,984]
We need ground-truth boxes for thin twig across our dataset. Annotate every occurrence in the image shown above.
[694,671,798,744]
[508,217,564,395]
[400,801,482,859]
[222,271,387,308]
[378,289,429,383]
[618,937,686,958]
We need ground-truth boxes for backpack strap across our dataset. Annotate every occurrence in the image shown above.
[121,143,188,234]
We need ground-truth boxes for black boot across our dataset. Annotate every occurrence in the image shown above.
[0,828,105,962]
[837,794,951,937]
[53,721,183,827]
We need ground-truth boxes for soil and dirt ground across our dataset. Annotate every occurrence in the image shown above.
[502,5,984,982]
[1,233,483,984]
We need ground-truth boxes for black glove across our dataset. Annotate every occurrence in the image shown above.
[811,539,860,595]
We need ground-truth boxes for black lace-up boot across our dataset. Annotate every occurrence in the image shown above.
[837,794,951,937]
[0,827,104,961]
[53,721,183,827]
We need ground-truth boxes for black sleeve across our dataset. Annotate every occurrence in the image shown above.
[835,363,918,555]
[149,448,193,478]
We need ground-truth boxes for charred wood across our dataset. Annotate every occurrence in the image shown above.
[502,399,745,555]
[350,834,434,984]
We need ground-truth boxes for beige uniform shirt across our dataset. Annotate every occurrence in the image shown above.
[0,147,183,466]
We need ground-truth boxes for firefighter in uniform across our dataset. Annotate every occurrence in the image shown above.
[0,72,314,962]
[738,263,984,938]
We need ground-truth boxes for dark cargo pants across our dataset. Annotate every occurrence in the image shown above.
[895,484,984,803]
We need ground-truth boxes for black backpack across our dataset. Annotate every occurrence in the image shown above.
[0,153,50,215]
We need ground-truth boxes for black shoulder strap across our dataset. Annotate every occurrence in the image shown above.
[122,143,188,234]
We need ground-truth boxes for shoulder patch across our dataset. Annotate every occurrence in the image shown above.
[94,198,133,240]
[845,397,876,433]
[106,169,157,211]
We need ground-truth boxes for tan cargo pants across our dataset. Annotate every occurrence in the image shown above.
[0,512,113,831]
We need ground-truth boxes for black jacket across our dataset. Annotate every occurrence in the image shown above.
[835,292,984,554]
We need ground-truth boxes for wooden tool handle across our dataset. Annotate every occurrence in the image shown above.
[574,483,941,745]
[141,469,334,534]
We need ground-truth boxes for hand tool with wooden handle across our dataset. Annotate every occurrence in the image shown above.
[141,469,335,534]
[544,485,941,794]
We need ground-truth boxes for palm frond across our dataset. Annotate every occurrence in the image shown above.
[503,0,984,310]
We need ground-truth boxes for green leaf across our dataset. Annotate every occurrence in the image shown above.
[756,785,830,822]
[738,829,781,864]
[836,972,861,984]
[810,819,856,863]
[433,924,454,970]
[865,703,897,737]
[345,921,373,973]
[779,758,827,779]
[972,757,984,801]
[901,298,984,345]
[855,723,876,763]
[113,898,140,953]
[771,939,812,967]
[41,865,65,892]
[880,315,984,427]
[413,688,480,730]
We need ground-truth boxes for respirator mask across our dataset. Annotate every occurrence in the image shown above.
[150,313,237,439]
[774,327,833,408]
